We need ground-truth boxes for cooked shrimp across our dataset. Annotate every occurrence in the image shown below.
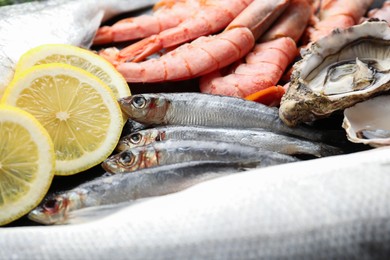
[115,0,254,62]
[199,0,310,98]
[93,0,196,45]
[110,0,290,83]
[199,37,298,97]
[309,0,373,42]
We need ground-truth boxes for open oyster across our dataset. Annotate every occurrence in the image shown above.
[279,20,390,127]
[343,95,390,147]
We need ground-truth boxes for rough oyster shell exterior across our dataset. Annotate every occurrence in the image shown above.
[343,95,390,147]
[279,20,390,127]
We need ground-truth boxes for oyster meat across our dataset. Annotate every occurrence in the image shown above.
[279,20,390,127]
[343,95,390,147]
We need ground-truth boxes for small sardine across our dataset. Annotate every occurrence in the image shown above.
[0,0,159,96]
[28,160,260,225]
[117,125,343,157]
[103,140,298,174]
[118,93,339,142]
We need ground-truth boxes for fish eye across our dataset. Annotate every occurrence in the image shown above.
[119,151,135,166]
[129,133,142,144]
[43,197,62,212]
[132,96,147,109]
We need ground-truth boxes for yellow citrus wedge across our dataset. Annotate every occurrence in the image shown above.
[0,105,54,226]
[15,44,131,98]
[2,63,123,176]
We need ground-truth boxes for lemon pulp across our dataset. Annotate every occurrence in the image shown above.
[0,105,54,225]
[2,63,123,176]
[15,44,131,98]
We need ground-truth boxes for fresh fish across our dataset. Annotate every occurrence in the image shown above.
[28,160,261,225]
[118,93,341,143]
[103,139,298,174]
[1,147,390,259]
[117,125,343,157]
[0,0,159,97]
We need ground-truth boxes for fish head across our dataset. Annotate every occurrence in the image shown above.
[118,129,162,150]
[28,194,72,225]
[102,149,145,174]
[118,94,170,124]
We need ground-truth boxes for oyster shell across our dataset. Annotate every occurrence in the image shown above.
[279,20,390,127]
[343,95,390,147]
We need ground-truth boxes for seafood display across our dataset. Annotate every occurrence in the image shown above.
[99,0,290,82]
[2,147,390,259]
[29,160,261,225]
[117,125,342,157]
[2,1,390,259]
[103,140,298,174]
[343,95,390,147]
[0,0,159,98]
[118,93,339,142]
[279,20,390,126]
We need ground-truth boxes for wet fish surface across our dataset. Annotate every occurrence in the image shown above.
[0,0,159,96]
[103,139,298,174]
[118,93,340,142]
[117,125,343,157]
[28,160,261,225]
[1,147,390,259]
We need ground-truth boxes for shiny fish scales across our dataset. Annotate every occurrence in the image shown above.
[118,93,336,142]
[117,125,343,157]
[1,148,390,259]
[104,139,298,174]
[28,160,259,225]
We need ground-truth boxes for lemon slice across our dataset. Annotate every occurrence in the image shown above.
[2,63,123,176]
[0,105,54,226]
[15,44,131,98]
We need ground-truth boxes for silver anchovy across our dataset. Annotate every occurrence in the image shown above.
[117,125,343,157]
[1,147,390,259]
[118,93,343,143]
[103,139,298,174]
[28,160,261,225]
[0,0,159,97]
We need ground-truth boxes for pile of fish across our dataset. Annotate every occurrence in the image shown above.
[2,147,390,259]
[28,92,346,225]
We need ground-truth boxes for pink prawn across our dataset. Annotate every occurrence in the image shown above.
[94,0,198,45]
[199,0,311,98]
[99,0,253,63]
[109,0,290,83]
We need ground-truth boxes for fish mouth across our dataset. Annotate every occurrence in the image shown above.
[27,209,56,225]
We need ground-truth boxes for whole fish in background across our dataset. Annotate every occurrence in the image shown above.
[1,147,390,259]
[0,0,159,97]
[28,160,261,225]
[117,125,343,157]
